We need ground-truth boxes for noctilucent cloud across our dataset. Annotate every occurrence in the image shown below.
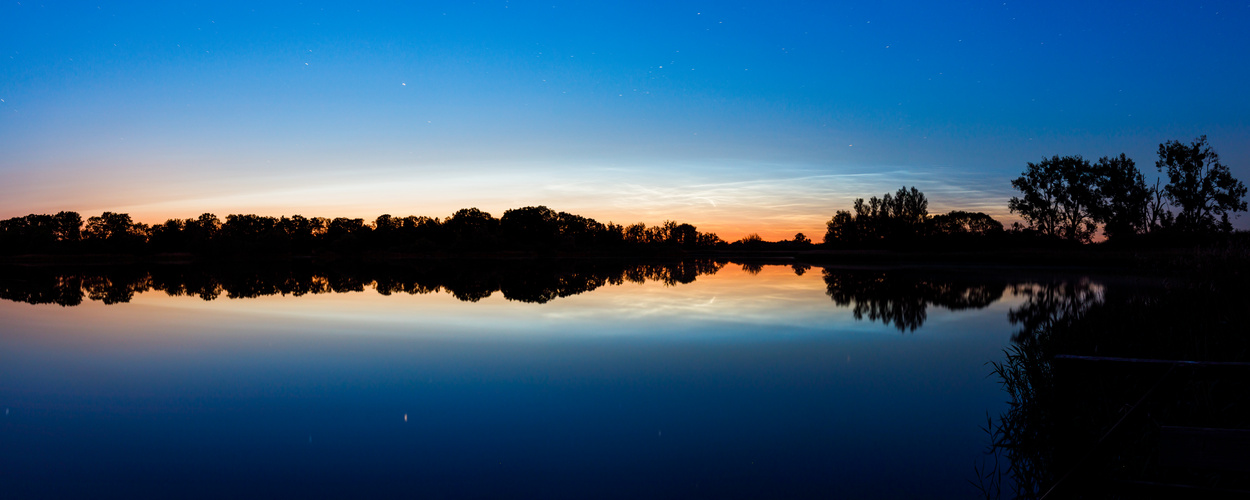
[3,1,1249,238]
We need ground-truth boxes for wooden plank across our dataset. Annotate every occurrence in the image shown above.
[1117,480,1250,498]
[1054,355,1250,367]
[1158,426,1250,472]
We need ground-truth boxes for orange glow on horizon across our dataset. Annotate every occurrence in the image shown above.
[105,207,1015,244]
[2,160,1018,243]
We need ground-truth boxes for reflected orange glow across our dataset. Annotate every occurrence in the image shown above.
[0,265,1034,350]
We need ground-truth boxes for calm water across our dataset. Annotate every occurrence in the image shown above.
[2,263,1060,498]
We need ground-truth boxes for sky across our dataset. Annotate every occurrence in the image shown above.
[3,1,1249,239]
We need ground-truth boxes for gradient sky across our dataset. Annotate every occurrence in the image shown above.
[3,1,1249,239]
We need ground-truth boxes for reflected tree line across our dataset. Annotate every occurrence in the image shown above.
[0,206,726,256]
[0,260,725,306]
[822,269,1006,332]
[6,260,1043,337]
[6,257,1246,495]
[3,262,1016,320]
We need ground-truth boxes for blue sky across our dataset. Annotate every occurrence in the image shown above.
[3,1,1248,238]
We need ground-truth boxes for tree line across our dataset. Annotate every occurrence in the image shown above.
[1008,135,1247,242]
[4,136,1244,256]
[823,136,1247,247]
[0,206,725,256]
[823,186,1007,247]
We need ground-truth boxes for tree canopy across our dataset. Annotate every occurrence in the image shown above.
[1,206,726,256]
[823,187,1005,248]
[1156,136,1248,233]
[824,186,931,245]
[1094,154,1152,241]
[1008,155,1103,242]
[1008,138,1246,242]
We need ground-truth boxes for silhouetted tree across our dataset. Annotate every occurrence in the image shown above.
[278,215,319,252]
[823,186,929,246]
[148,219,188,252]
[185,213,220,246]
[651,221,676,244]
[399,215,442,249]
[735,233,764,246]
[623,223,647,244]
[372,214,401,248]
[1,214,57,253]
[555,211,602,247]
[823,210,857,245]
[668,223,699,247]
[1156,136,1247,233]
[1093,154,1152,241]
[444,208,498,247]
[1,207,736,256]
[85,212,132,241]
[928,211,1003,237]
[325,218,368,240]
[1009,156,1103,242]
[84,212,147,251]
[697,231,724,247]
[53,211,82,243]
[324,217,369,253]
[500,206,559,247]
[886,186,929,232]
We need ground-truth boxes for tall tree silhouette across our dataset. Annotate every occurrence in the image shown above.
[500,206,560,247]
[823,186,929,246]
[52,211,82,244]
[84,212,147,251]
[1009,156,1102,242]
[1094,154,1153,241]
[928,211,1003,237]
[444,208,499,247]
[1156,136,1247,233]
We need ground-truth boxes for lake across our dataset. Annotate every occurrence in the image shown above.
[0,262,1106,498]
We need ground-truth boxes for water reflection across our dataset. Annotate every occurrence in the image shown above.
[3,263,1014,335]
[0,260,726,306]
[1,262,1024,499]
[1006,280,1103,343]
[985,276,1250,498]
[822,269,1006,332]
[0,263,1015,336]
[10,260,1241,497]
[2,263,1066,335]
